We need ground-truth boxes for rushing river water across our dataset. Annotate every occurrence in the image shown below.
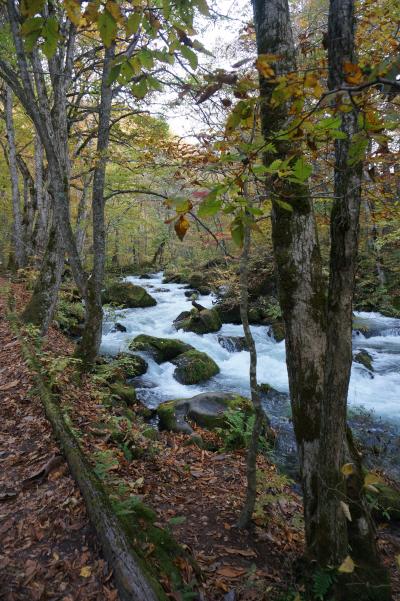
[101,272,400,476]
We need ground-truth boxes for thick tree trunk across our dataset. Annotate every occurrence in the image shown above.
[21,223,64,334]
[77,44,115,368]
[5,86,26,268]
[316,1,391,596]
[252,0,326,553]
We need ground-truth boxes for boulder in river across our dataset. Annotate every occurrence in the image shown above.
[267,321,285,343]
[129,334,193,363]
[171,349,220,384]
[354,349,374,371]
[157,392,252,433]
[108,382,137,405]
[217,335,249,352]
[95,353,147,383]
[111,322,127,333]
[174,308,222,335]
[102,281,157,308]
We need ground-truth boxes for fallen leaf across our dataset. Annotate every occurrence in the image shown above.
[80,565,92,577]
[340,501,352,522]
[217,565,247,578]
[0,379,19,391]
[219,547,257,558]
[338,555,355,573]
[341,463,355,477]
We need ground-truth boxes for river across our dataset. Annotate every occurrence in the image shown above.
[101,272,400,475]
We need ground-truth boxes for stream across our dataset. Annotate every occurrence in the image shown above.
[101,272,400,477]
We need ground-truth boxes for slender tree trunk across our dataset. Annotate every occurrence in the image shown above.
[5,86,25,268]
[33,133,48,258]
[237,215,267,528]
[252,0,326,553]
[76,43,115,368]
[21,222,64,334]
[75,175,92,259]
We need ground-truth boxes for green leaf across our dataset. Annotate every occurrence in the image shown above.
[126,12,142,36]
[348,132,368,166]
[98,9,117,47]
[292,157,312,182]
[146,75,163,91]
[230,216,244,247]
[168,515,186,526]
[195,0,210,15]
[138,49,154,70]
[131,78,148,99]
[41,17,59,59]
[198,197,222,218]
[275,199,293,212]
[107,63,122,85]
[21,16,44,35]
[180,44,198,70]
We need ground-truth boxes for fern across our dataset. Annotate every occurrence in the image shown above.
[312,569,334,600]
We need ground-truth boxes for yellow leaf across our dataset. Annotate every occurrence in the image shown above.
[64,0,81,26]
[80,566,92,578]
[304,72,318,87]
[364,473,381,487]
[174,215,190,241]
[338,555,355,574]
[106,0,123,23]
[343,62,363,85]
[341,463,355,477]
[255,55,275,78]
[340,501,352,522]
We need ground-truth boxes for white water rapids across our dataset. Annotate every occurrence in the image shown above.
[100,272,400,421]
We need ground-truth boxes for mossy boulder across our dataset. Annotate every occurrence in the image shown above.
[354,349,374,371]
[95,353,147,383]
[55,299,85,337]
[171,350,220,385]
[268,321,285,343]
[128,335,194,363]
[157,392,252,433]
[102,282,157,308]
[108,382,137,405]
[174,308,222,335]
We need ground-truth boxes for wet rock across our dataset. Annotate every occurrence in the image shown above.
[354,349,374,371]
[129,334,193,363]
[174,308,222,335]
[102,281,157,308]
[267,321,285,343]
[111,322,127,333]
[172,350,220,384]
[217,335,249,352]
[259,383,288,404]
[157,392,252,433]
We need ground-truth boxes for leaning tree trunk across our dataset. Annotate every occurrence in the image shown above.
[76,43,115,369]
[21,223,64,334]
[5,86,25,268]
[252,0,327,554]
[316,1,391,596]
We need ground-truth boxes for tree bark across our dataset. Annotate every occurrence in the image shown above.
[252,0,326,553]
[237,215,268,528]
[5,85,26,268]
[76,43,116,369]
[21,223,64,334]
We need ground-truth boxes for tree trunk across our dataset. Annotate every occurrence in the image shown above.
[33,133,48,258]
[76,43,115,369]
[252,0,326,553]
[75,175,92,259]
[237,215,267,528]
[21,223,64,334]
[316,1,391,596]
[5,86,26,268]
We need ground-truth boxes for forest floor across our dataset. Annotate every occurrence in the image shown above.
[1,277,400,601]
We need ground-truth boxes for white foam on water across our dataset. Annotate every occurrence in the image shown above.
[100,273,400,420]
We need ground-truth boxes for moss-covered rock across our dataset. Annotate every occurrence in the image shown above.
[95,354,147,383]
[354,349,374,371]
[217,335,248,352]
[55,299,85,337]
[171,350,220,384]
[102,282,157,308]
[268,321,285,343]
[157,392,252,433]
[128,335,194,363]
[174,308,222,335]
[108,382,137,405]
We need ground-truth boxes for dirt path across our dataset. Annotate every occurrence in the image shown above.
[0,282,118,601]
